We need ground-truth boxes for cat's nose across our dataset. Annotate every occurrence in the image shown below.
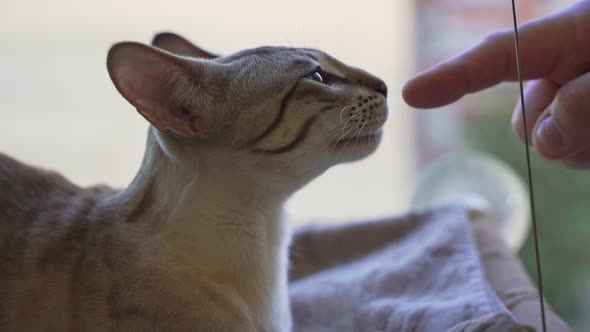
[374,81,388,98]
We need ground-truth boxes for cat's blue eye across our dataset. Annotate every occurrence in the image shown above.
[305,71,324,83]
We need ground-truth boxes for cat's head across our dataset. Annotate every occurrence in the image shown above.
[107,33,388,188]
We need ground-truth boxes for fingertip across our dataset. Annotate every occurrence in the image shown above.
[401,78,420,107]
[402,71,465,109]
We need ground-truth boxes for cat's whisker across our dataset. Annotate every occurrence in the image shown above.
[259,106,362,166]
[318,119,371,164]
[275,126,344,170]
[315,125,358,165]
[314,134,341,164]
[300,121,344,144]
[256,124,343,168]
[297,124,343,154]
[353,122,367,151]
[339,127,360,152]
[317,140,340,166]
[340,112,362,136]
[334,125,359,145]
[317,122,347,136]
[339,104,358,124]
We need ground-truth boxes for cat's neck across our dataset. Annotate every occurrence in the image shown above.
[118,128,289,226]
[128,128,291,326]
[112,128,291,280]
[98,127,292,329]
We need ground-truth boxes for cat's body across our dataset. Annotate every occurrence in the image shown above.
[0,141,288,331]
[0,33,388,331]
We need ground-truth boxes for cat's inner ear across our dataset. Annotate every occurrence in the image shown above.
[107,42,224,136]
[151,32,220,59]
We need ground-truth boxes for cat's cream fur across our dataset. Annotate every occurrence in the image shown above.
[0,33,388,331]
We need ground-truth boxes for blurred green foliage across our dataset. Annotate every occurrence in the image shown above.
[463,104,590,329]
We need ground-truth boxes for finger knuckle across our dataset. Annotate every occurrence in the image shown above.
[553,81,590,135]
[482,31,510,45]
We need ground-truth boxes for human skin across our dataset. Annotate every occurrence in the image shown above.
[403,1,590,169]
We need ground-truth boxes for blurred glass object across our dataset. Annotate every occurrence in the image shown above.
[412,150,530,252]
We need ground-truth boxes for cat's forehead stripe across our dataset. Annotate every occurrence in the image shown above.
[221,47,320,62]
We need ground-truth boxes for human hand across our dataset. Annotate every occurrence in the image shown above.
[403,1,590,168]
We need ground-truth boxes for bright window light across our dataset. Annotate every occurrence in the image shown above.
[0,0,416,225]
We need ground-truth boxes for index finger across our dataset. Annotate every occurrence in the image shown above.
[403,1,590,109]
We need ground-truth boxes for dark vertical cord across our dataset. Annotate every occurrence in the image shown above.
[510,1,547,331]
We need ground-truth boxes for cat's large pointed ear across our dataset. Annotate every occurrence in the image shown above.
[107,42,227,136]
[151,32,221,59]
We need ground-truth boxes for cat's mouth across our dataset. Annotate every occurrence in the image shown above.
[332,130,383,149]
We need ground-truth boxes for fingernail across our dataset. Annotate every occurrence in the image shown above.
[536,116,564,148]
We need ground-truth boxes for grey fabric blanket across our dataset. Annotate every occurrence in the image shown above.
[289,206,533,332]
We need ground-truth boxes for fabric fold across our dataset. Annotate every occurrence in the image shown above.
[289,206,532,332]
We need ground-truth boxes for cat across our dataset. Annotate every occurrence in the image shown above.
[0,32,388,332]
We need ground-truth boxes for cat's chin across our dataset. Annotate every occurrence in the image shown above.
[333,130,382,150]
[328,130,383,163]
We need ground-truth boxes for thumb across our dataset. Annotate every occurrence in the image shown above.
[532,71,590,160]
